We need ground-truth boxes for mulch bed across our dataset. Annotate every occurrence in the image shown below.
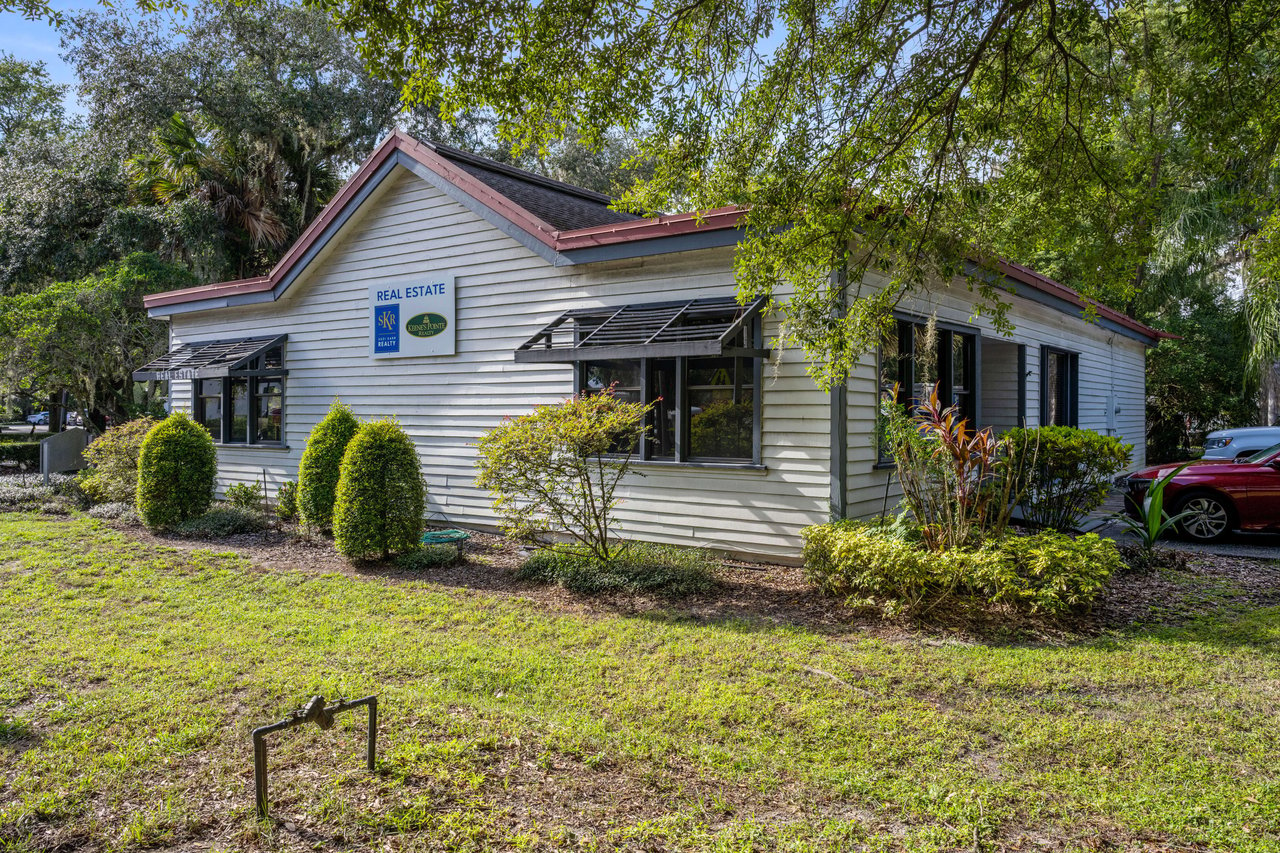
[111,520,1280,643]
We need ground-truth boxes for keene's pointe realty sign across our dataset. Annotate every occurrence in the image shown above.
[369,275,456,358]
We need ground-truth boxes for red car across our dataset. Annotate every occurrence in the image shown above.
[1123,443,1280,542]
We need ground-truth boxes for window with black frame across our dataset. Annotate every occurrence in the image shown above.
[577,321,761,465]
[1040,347,1078,427]
[195,343,287,446]
[878,318,977,462]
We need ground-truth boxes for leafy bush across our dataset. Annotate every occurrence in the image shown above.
[0,441,40,468]
[475,390,650,563]
[518,542,718,595]
[173,507,268,538]
[881,389,1031,551]
[88,501,140,522]
[136,411,217,530]
[80,417,156,503]
[394,545,458,570]
[276,480,299,522]
[298,401,360,530]
[224,481,265,510]
[332,419,425,561]
[1004,426,1132,532]
[803,521,1119,615]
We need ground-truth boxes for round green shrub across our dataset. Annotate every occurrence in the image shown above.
[136,411,217,530]
[332,419,425,561]
[297,400,360,530]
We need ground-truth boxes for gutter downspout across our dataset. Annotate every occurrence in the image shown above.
[829,260,848,521]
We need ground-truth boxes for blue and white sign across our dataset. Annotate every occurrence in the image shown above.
[373,303,400,353]
[368,275,456,358]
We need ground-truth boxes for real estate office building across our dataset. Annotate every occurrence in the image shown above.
[135,132,1168,560]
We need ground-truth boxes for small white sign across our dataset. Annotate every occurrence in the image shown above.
[369,275,456,358]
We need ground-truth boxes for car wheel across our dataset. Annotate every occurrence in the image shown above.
[1175,493,1233,543]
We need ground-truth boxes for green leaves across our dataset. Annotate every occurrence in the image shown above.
[0,253,194,421]
[1004,426,1133,532]
[474,390,649,563]
[135,411,217,530]
[332,418,426,561]
[314,0,1280,381]
[297,400,360,531]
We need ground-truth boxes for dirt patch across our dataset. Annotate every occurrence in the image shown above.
[1089,552,1280,630]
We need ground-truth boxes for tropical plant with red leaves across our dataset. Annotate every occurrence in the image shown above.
[881,385,1033,551]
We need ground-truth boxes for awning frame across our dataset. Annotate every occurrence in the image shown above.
[133,334,288,382]
[514,296,770,364]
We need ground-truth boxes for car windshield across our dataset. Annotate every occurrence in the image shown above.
[1245,442,1280,463]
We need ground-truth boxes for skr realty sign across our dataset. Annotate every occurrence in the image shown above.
[369,275,456,358]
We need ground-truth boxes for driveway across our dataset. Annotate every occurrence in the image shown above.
[1089,516,1280,560]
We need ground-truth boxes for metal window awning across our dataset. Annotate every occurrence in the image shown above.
[515,296,769,363]
[133,334,287,381]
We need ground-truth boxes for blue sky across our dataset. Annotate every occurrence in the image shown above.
[2,2,97,114]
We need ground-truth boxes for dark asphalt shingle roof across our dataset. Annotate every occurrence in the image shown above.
[429,142,643,232]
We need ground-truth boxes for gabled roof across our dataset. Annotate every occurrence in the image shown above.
[432,141,642,231]
[143,130,1171,344]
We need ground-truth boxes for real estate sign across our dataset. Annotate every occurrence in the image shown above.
[369,275,456,358]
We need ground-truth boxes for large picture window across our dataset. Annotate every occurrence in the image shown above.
[878,317,977,461]
[195,343,287,446]
[519,296,767,465]
[1040,347,1078,427]
[578,331,761,465]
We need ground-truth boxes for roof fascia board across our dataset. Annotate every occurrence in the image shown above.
[149,290,274,318]
[268,155,402,300]
[962,260,1159,345]
[393,152,572,267]
[559,227,746,264]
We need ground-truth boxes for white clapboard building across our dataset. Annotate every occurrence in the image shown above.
[135,131,1168,560]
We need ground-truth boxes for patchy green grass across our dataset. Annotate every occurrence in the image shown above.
[0,514,1277,852]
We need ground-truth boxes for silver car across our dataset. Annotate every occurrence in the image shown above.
[1201,426,1280,460]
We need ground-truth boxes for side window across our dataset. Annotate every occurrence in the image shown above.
[1040,347,1078,427]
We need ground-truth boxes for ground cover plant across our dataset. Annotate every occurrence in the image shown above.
[804,520,1120,616]
[0,514,1277,852]
[518,541,719,595]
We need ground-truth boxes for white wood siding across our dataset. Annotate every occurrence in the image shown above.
[844,277,1148,519]
[169,166,1150,559]
[170,168,830,560]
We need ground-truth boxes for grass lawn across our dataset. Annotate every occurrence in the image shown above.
[1,514,1278,852]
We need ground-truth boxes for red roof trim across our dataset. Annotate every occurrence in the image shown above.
[553,205,747,250]
[143,131,1169,342]
[145,275,272,308]
[994,259,1174,341]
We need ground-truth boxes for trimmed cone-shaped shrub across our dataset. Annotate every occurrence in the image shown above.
[136,411,217,530]
[333,419,425,561]
[297,400,360,530]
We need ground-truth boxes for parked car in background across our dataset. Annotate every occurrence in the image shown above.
[1123,442,1280,542]
[1202,426,1280,460]
[25,412,48,425]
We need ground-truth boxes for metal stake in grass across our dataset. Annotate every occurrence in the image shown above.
[251,694,377,821]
